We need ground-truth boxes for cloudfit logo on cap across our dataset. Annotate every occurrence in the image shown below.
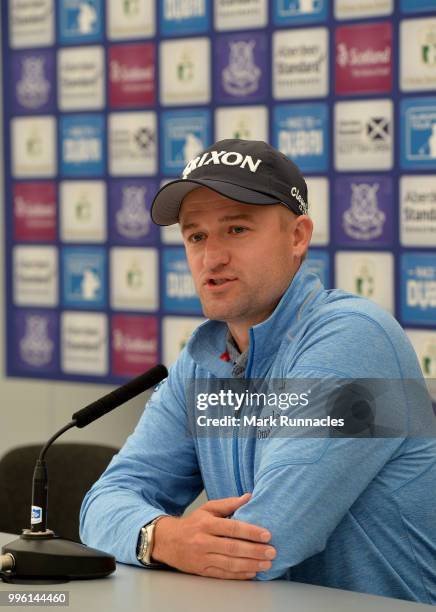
[182,149,263,179]
[291,186,308,214]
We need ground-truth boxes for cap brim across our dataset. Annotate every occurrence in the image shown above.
[150,179,281,226]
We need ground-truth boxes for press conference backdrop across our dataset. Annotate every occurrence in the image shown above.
[0,0,435,386]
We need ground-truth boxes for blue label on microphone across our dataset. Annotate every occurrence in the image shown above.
[31,505,42,524]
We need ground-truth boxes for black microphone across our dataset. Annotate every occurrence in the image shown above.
[0,364,168,584]
[72,364,168,428]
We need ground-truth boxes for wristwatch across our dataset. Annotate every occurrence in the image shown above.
[136,516,166,566]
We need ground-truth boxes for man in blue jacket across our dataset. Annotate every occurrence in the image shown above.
[80,139,436,603]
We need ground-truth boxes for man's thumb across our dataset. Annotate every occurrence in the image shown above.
[203,493,252,517]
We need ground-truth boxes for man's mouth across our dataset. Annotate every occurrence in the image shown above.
[205,277,237,288]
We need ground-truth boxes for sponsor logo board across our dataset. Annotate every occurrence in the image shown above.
[406,329,436,401]
[58,46,104,111]
[12,116,56,178]
[109,43,155,108]
[214,0,267,31]
[335,251,394,313]
[400,175,436,247]
[13,182,56,241]
[160,0,210,36]
[401,0,436,12]
[401,253,436,325]
[60,114,105,176]
[273,103,328,172]
[12,50,55,113]
[335,99,393,171]
[400,97,436,170]
[161,109,210,176]
[306,250,330,288]
[215,32,267,103]
[62,247,106,309]
[161,224,184,245]
[60,181,106,242]
[61,311,108,375]
[273,0,328,26]
[273,27,329,99]
[401,18,436,92]
[162,316,205,365]
[112,315,158,377]
[9,0,54,48]
[13,245,58,307]
[335,22,392,95]
[160,38,210,106]
[13,309,58,373]
[110,247,158,311]
[215,105,268,142]
[334,176,393,247]
[107,0,155,40]
[109,111,157,176]
[162,248,202,315]
[58,0,103,43]
[306,177,329,246]
[334,0,393,19]
[109,178,159,245]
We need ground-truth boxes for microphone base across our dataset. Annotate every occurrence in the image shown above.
[1,530,116,583]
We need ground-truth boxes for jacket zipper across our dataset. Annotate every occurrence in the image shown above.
[232,328,255,496]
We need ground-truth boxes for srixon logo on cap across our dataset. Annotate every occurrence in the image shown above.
[182,149,263,179]
[291,186,308,215]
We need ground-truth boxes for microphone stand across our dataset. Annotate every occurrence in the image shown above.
[0,364,168,583]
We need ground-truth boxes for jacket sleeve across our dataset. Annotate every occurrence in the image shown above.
[233,313,413,580]
[232,435,404,580]
[79,355,203,566]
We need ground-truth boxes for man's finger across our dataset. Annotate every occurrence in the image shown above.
[201,567,257,580]
[208,536,276,561]
[210,516,271,543]
[206,553,272,574]
[203,493,251,517]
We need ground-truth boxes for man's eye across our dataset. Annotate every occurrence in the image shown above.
[188,233,204,243]
[230,226,247,234]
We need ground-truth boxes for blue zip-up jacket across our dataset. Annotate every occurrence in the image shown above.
[80,263,436,603]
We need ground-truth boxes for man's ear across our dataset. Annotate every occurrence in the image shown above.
[292,215,313,259]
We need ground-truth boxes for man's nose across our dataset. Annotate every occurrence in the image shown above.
[203,237,230,271]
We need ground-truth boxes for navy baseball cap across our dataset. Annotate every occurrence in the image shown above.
[150,139,309,226]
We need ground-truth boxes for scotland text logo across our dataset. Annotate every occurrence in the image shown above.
[62,247,106,309]
[273,103,328,172]
[10,0,55,48]
[161,109,210,175]
[273,0,327,25]
[335,22,392,95]
[61,312,108,376]
[216,33,267,103]
[160,0,209,36]
[59,0,103,43]
[401,97,436,170]
[162,248,202,315]
[112,315,158,377]
[401,254,436,326]
[60,114,105,176]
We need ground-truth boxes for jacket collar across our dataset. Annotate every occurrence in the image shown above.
[187,261,324,377]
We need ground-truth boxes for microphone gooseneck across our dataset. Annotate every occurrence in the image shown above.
[1,364,168,583]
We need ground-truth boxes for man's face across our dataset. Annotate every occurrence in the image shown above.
[179,187,310,327]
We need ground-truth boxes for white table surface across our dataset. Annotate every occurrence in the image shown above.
[0,532,434,611]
